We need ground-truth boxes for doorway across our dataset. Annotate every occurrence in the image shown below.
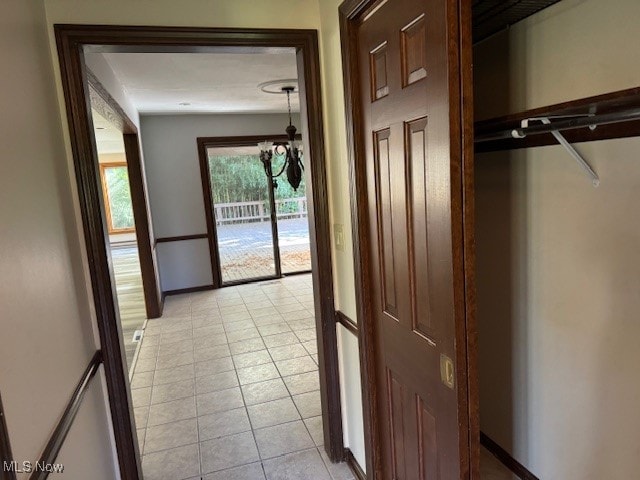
[198,135,312,287]
[88,75,162,373]
[56,25,344,480]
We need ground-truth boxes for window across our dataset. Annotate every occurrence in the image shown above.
[99,162,135,234]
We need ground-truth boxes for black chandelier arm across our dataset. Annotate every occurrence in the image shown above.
[270,145,289,178]
[272,161,288,179]
[259,152,274,177]
[256,86,304,191]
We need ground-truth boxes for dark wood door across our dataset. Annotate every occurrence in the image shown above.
[356,0,470,478]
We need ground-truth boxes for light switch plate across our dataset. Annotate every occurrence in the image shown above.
[334,223,345,252]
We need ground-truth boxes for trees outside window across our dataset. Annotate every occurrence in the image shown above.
[208,153,307,221]
[100,163,135,234]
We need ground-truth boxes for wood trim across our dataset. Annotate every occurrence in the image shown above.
[217,274,284,288]
[197,137,224,288]
[163,284,215,298]
[480,432,540,480]
[0,392,16,480]
[155,233,209,244]
[339,1,382,476]
[99,162,136,235]
[344,448,366,480]
[123,134,162,319]
[55,26,143,480]
[197,134,301,147]
[295,38,345,461]
[54,24,344,475]
[336,310,358,336]
[475,87,640,153]
[460,0,481,477]
[447,1,474,476]
[100,161,129,167]
[29,351,103,480]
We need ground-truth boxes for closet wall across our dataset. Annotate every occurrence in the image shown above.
[474,0,640,478]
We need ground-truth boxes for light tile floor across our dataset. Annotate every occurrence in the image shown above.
[131,274,354,480]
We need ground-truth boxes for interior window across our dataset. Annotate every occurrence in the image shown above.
[100,163,135,233]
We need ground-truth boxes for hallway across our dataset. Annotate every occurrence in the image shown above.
[130,274,354,479]
[112,244,147,369]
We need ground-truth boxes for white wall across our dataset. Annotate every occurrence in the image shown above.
[0,1,117,478]
[474,0,640,478]
[317,0,367,470]
[140,113,300,292]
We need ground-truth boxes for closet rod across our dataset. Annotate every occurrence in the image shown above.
[475,107,640,143]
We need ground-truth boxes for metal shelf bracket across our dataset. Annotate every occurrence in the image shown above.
[511,116,600,187]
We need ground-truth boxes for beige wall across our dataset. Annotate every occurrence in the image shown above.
[98,152,126,164]
[0,1,117,478]
[44,0,321,31]
[474,0,640,120]
[317,0,367,470]
[474,0,640,478]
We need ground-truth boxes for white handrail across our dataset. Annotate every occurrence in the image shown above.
[214,197,307,224]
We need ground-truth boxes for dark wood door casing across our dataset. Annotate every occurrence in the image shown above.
[340,0,477,478]
[123,133,163,318]
[55,25,345,479]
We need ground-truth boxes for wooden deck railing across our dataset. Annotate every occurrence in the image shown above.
[214,197,307,224]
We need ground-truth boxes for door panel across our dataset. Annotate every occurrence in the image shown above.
[356,0,466,478]
[373,127,399,318]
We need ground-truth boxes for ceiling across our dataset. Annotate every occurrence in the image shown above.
[92,110,125,154]
[102,52,299,114]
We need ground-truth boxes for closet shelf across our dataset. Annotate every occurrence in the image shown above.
[474,87,640,154]
[473,0,563,43]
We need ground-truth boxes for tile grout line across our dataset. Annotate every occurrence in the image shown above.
[224,291,265,479]
[134,278,330,479]
[188,300,204,480]
[256,293,329,477]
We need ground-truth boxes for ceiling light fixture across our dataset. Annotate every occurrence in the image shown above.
[258,85,303,191]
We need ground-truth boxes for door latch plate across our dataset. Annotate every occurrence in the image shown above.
[440,354,455,389]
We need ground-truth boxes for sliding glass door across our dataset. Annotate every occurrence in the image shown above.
[203,139,312,286]
[273,165,311,274]
[207,145,278,284]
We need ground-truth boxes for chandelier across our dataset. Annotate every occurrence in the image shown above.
[258,86,304,191]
